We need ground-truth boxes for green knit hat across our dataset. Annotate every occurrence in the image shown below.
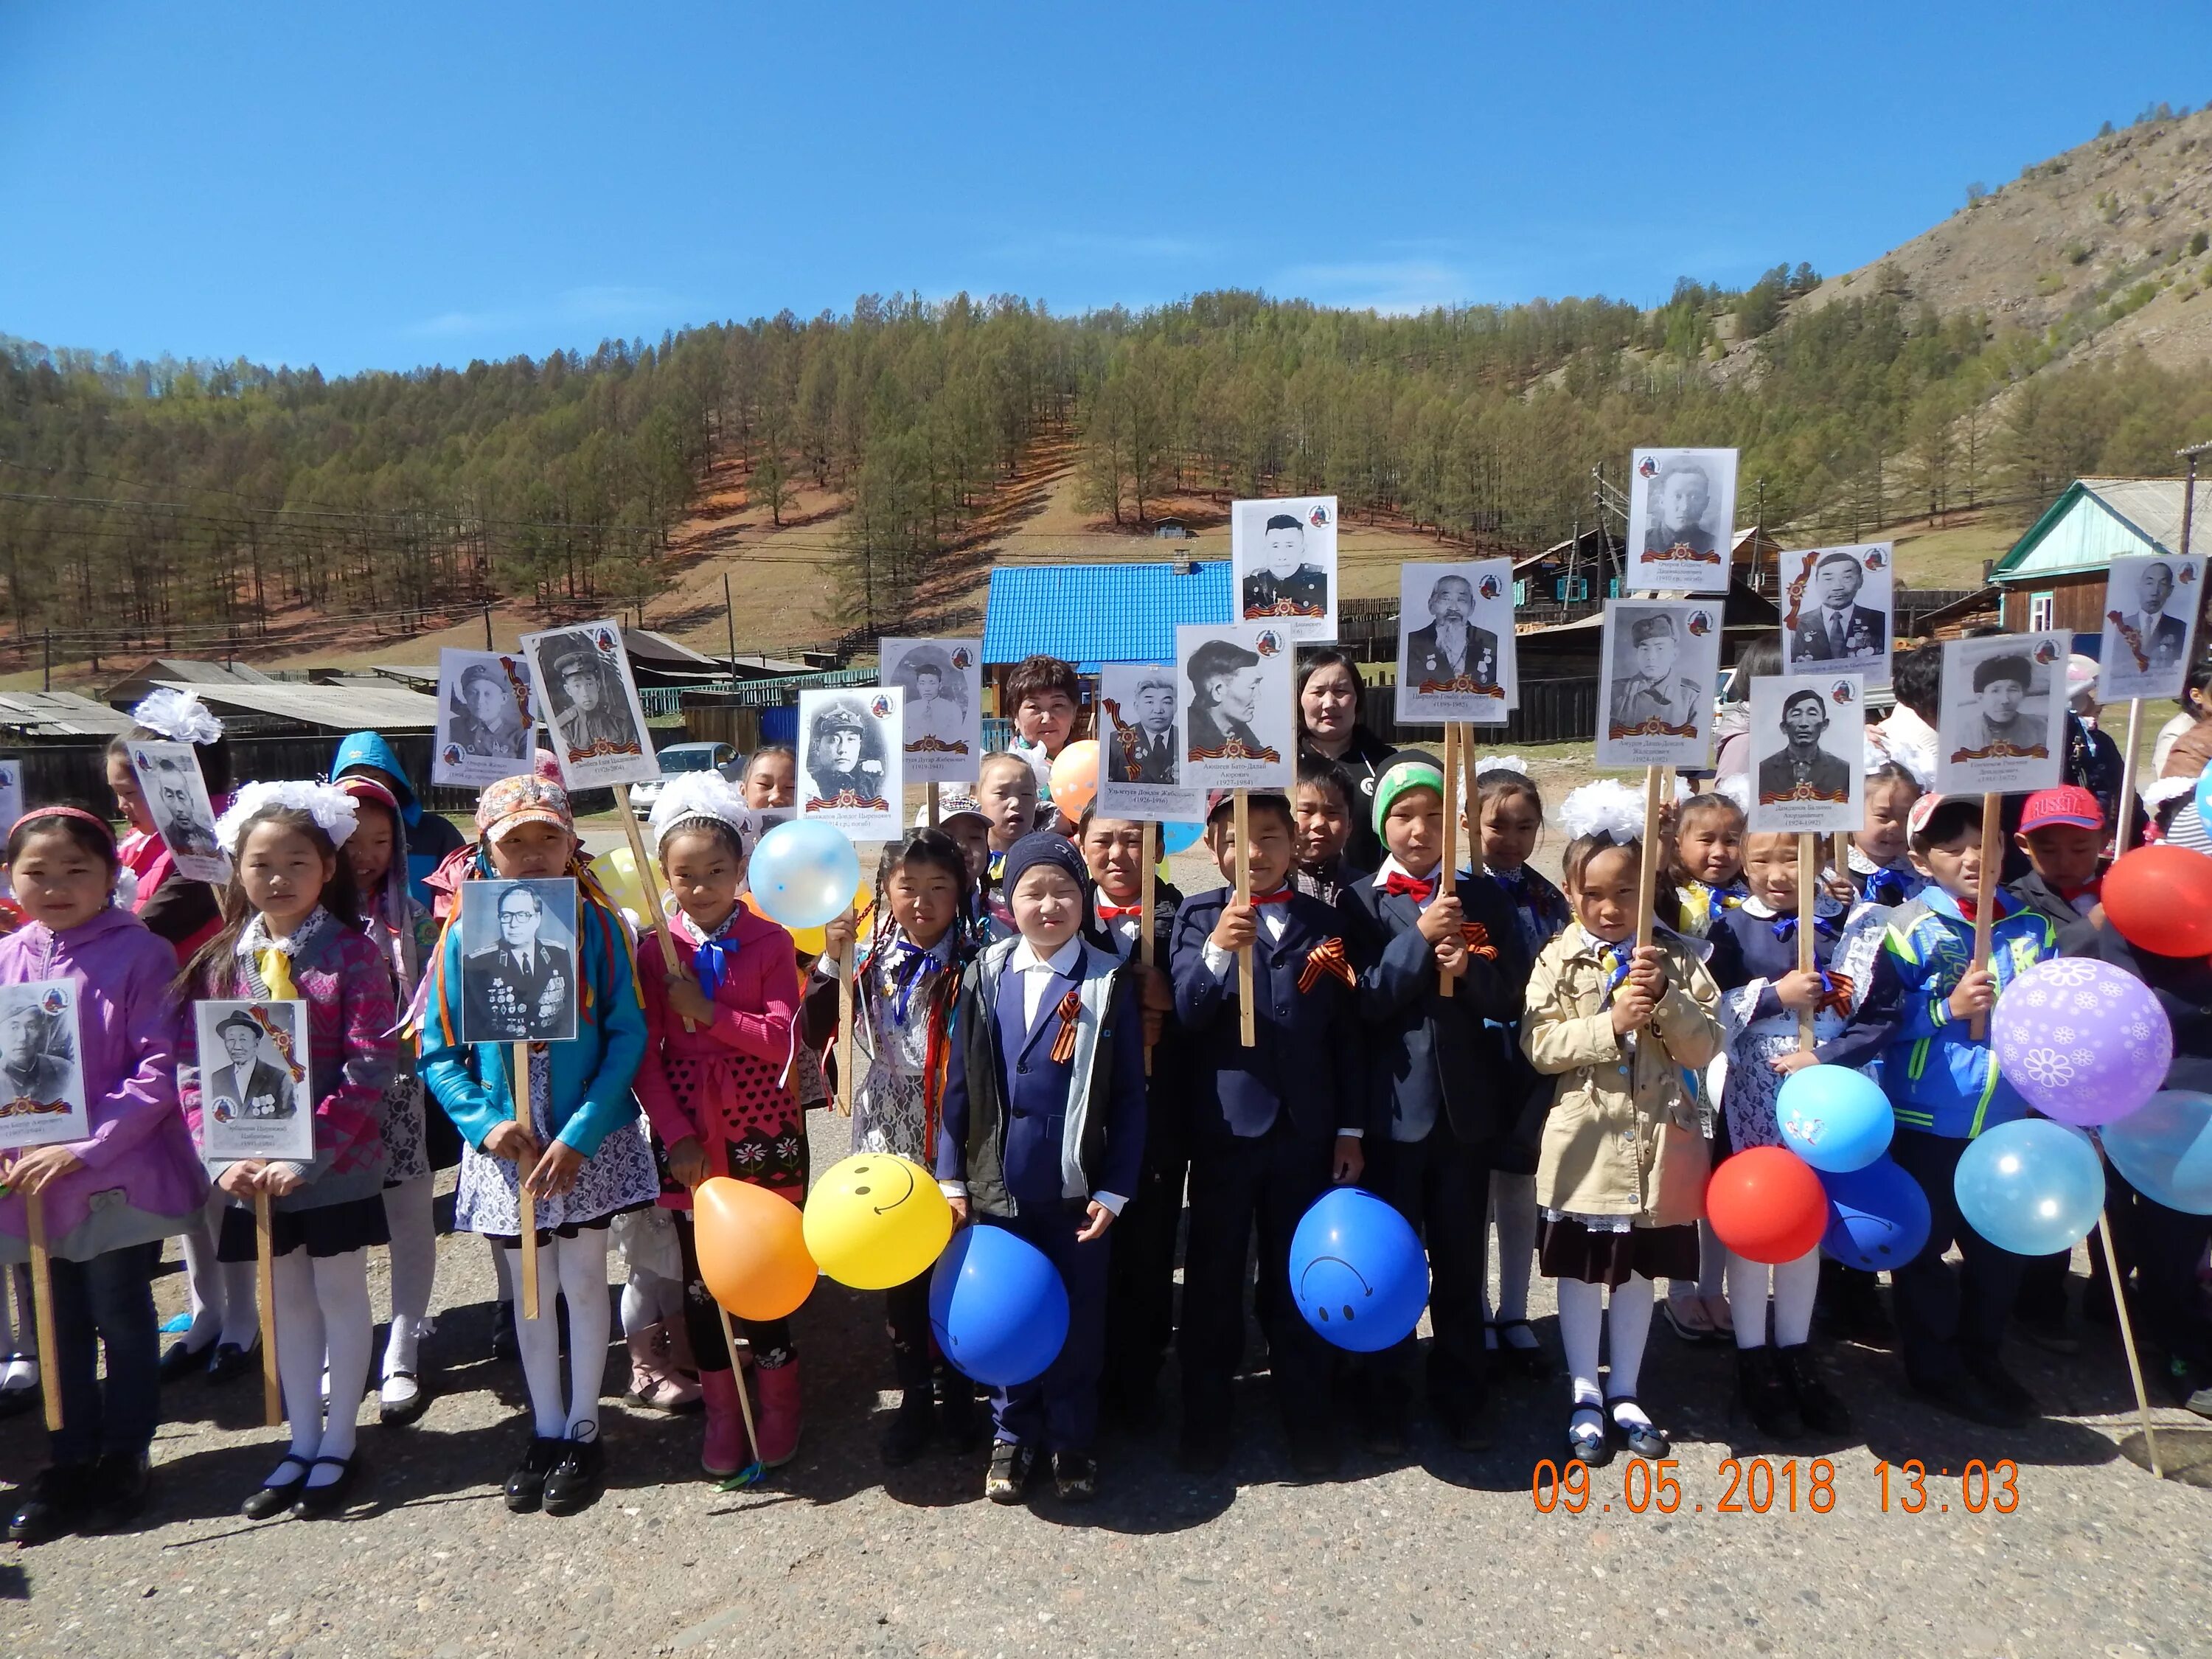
[1371,751,1446,835]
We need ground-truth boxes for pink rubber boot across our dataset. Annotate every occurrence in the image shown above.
[752,1358,802,1467]
[698,1366,753,1477]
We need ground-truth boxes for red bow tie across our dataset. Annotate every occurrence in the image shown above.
[2056,880,2101,904]
[1383,871,1439,902]
[1097,902,1142,920]
[1251,888,1293,907]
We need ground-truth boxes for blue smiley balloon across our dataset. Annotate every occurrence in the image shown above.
[1818,1155,1932,1271]
[1288,1187,1427,1353]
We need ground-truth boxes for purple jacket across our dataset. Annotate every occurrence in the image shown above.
[0,908,206,1259]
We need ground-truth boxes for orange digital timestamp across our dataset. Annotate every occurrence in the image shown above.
[1530,1456,2021,1516]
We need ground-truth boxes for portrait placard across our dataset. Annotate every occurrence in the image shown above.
[521,619,658,790]
[1394,560,1517,724]
[1175,623,1295,791]
[1231,496,1338,644]
[1747,675,1865,832]
[1935,633,2069,796]
[1097,661,1206,822]
[1626,447,1738,595]
[880,638,982,784]
[194,998,313,1163]
[432,648,538,789]
[126,740,230,884]
[1778,543,1894,683]
[0,761,21,834]
[798,687,904,838]
[1596,600,1723,768]
[2098,554,2205,703]
[0,979,89,1152]
[458,878,580,1045]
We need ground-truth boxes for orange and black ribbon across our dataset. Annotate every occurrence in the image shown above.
[1461,922,1498,961]
[0,1097,68,1119]
[1048,987,1084,1064]
[1818,970,1856,1018]
[1298,936,1356,993]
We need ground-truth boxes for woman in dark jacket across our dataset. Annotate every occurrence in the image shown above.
[1295,649,1394,875]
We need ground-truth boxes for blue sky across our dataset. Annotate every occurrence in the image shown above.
[3,1,2205,376]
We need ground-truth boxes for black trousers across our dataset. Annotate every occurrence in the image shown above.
[49,1242,161,1467]
[672,1209,793,1372]
[1889,1128,2028,1387]
[1103,1142,1185,1405]
[1179,1120,1330,1433]
[1368,1130,1492,1414]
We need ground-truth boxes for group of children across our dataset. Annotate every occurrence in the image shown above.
[1,639,2206,1542]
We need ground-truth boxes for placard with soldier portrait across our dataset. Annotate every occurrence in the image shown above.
[0,761,20,835]
[458,878,580,1045]
[1778,543,1893,682]
[1626,447,1738,595]
[1935,633,2069,796]
[125,740,230,884]
[2098,553,2205,703]
[1394,559,1517,724]
[1231,495,1338,644]
[0,980,88,1152]
[1097,661,1206,822]
[193,998,313,1163]
[521,619,658,790]
[432,648,538,789]
[1596,599,1723,768]
[1748,675,1865,832]
[798,687,904,838]
[1175,623,1294,790]
[880,637,981,784]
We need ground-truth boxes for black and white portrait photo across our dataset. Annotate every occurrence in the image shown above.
[0,762,20,836]
[880,636,981,784]
[1394,559,1516,724]
[126,740,231,884]
[1596,600,1722,768]
[459,878,580,1045]
[1748,676,1864,832]
[2099,554,2205,703]
[1781,543,1893,681]
[1935,633,2068,796]
[1627,447,1738,596]
[433,648,538,789]
[520,619,658,791]
[193,998,313,1162]
[1232,495,1338,644]
[0,981,87,1151]
[1175,623,1293,790]
[1097,661,1204,823]
[797,687,904,838]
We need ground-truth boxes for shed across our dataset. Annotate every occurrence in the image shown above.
[1992,477,2212,633]
[979,560,1233,673]
[0,690,136,740]
[148,678,442,736]
[102,657,276,709]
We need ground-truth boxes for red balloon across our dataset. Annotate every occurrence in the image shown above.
[1706,1147,1827,1265]
[2101,845,2212,958]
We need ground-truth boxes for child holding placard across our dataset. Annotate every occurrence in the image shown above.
[632,774,807,1474]
[182,783,396,1521]
[1663,790,1748,938]
[0,808,205,1544]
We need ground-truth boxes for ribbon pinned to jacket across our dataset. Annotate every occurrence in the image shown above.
[1298,936,1356,993]
[1461,921,1498,961]
[1048,987,1084,1065]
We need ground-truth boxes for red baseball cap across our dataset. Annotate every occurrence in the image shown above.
[2020,785,2104,834]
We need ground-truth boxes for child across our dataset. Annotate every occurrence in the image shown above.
[1170,793,1368,1477]
[1004,655,1082,817]
[937,832,1145,1503]
[1819,793,2059,1426]
[975,752,1042,934]
[805,828,978,1464]
[0,808,205,1544]
[1523,780,1723,1467]
[1664,790,1747,938]
[1343,752,1524,1452]
[420,775,655,1514]
[2006,785,2104,956]
[1290,757,1357,906]
[1705,832,1868,1439]
[1470,759,1571,1377]
[939,804,994,892]
[740,745,797,815]
[335,774,444,1425]
[631,774,806,1473]
[183,784,397,1520]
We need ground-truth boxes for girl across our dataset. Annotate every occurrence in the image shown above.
[419,774,654,1517]
[1289,757,1357,907]
[804,828,978,1464]
[0,808,205,1545]
[1847,761,1928,910]
[740,746,798,815]
[1470,759,1571,1378]
[1522,781,1722,1467]
[632,774,807,1474]
[183,784,395,1520]
[1663,790,1747,939]
[335,775,443,1425]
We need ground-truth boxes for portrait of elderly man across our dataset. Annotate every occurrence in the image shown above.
[1641,456,1719,559]
[1608,611,1703,734]
[1791,552,1887,663]
[1758,687,1852,804]
[1107,669,1179,785]
[1405,573,1500,692]
[2110,560,2189,677]
[206,1009,296,1121]
[463,883,574,1041]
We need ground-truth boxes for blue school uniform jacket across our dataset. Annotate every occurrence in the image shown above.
[1819,888,2058,1140]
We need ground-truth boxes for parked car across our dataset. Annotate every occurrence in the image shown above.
[628,741,738,817]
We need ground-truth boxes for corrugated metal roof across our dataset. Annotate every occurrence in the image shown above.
[1996,477,2212,581]
[980,560,1234,667]
[153,679,442,731]
[0,690,136,737]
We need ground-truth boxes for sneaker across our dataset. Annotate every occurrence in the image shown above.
[1910,1370,2023,1429]
[82,1451,152,1534]
[6,1464,93,1546]
[936,1372,984,1449]
[984,1440,1034,1504]
[1051,1450,1098,1503]
[504,1435,566,1514]
[542,1430,603,1517]
[880,1392,936,1468]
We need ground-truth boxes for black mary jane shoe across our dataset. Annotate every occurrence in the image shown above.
[1565,1407,1611,1469]
[291,1455,360,1519]
[206,1339,260,1386]
[1607,1396,1671,1460]
[378,1371,431,1427]
[1490,1319,1556,1380]
[158,1338,213,1384]
[242,1455,313,1520]
[504,1436,565,1514]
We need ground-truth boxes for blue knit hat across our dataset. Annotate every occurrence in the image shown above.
[1001,830,1088,902]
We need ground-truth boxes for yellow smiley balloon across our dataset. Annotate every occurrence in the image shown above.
[800,1152,953,1291]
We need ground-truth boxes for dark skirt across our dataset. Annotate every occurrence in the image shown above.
[1538,1216,1699,1289]
[479,1197,652,1251]
[218,1192,392,1262]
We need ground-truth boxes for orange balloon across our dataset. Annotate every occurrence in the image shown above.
[692,1176,816,1321]
[1048,740,1099,818]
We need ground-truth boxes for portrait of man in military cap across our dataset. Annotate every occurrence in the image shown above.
[1231,496,1338,644]
[1627,447,1737,594]
[539,630,641,759]
[1597,600,1722,767]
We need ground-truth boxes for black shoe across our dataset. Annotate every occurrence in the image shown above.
[1051,1450,1098,1503]
[1910,1370,2024,1428]
[1178,1422,1230,1475]
[1774,1345,1852,1436]
[243,1454,313,1520]
[985,1440,1034,1503]
[291,1455,360,1519]
[2017,1311,2081,1356]
[7,1464,94,1545]
[1439,1394,1493,1453]
[83,1451,151,1533]
[0,1385,36,1421]
[880,1392,936,1467]
[1736,1346,1803,1439]
[1565,1407,1611,1469]
[542,1432,603,1516]
[1287,1427,1340,1480]
[1966,1361,2039,1422]
[1491,1320,1555,1380]
[206,1339,260,1385]
[504,1436,565,1514]
[1361,1401,1409,1458]
[491,1298,520,1363]
[1606,1397,1670,1459]
[378,1371,431,1427]
[158,1338,213,1384]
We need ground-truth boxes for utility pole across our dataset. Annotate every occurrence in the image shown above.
[482,602,493,651]
[2180,439,2208,639]
[723,572,737,670]
[41,627,50,692]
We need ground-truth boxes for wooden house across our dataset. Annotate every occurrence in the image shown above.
[1992,477,2212,634]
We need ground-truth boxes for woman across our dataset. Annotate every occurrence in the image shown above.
[1711,637,1782,785]
[1294,649,1393,874]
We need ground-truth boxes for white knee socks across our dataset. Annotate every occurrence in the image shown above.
[1557,1273,1658,1428]
[508,1231,613,1441]
[1727,1247,1822,1349]
[271,1251,325,1464]
[621,1268,683,1337]
[1488,1172,1537,1324]
[380,1177,437,1377]
[1606,1274,1655,1404]
[1557,1276,1605,1408]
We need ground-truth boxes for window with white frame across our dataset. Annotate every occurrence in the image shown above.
[2028,591,2055,632]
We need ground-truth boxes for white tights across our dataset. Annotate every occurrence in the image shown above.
[509,1230,612,1441]
[1557,1273,1658,1428]
[621,1268,684,1338]
[271,1247,372,1488]
[1485,1172,1538,1324]
[379,1176,437,1377]
[1725,1248,1820,1349]
[183,1192,260,1350]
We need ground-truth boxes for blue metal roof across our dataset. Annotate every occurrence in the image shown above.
[981,560,1234,668]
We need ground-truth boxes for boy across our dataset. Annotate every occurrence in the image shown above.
[1342,753,1523,1452]
[1077,809,1188,1425]
[975,749,1042,882]
[1820,793,2059,1426]
[936,832,1146,1505]
[1005,655,1082,813]
[2006,785,2104,956]
[1290,756,1357,907]
[1171,792,1368,1476]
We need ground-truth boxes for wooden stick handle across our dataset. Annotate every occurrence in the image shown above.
[2097,1207,2163,1478]
[24,1194,60,1433]
[1140,824,1157,1078]
[1969,792,2000,1042]
[927,782,940,828]
[715,1301,765,1468]
[512,1041,539,1321]
[615,782,696,1033]
[1797,832,1819,1051]
[2112,698,2144,855]
[1234,790,1255,1048]
[1633,765,1666,950]
[1439,723,1461,998]
[836,937,856,1116]
[254,1190,281,1427]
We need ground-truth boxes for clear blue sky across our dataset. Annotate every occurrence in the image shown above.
[3,1,2205,377]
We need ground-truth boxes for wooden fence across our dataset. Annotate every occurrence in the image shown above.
[1360,678,1599,748]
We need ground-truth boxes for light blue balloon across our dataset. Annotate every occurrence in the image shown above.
[1161,821,1203,855]
[1777,1064,1894,1173]
[1954,1119,2105,1256]
[2101,1090,2212,1216]
[747,819,860,929]
[2195,761,2212,830]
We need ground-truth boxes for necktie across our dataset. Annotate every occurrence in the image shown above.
[1828,612,1845,655]
[1383,871,1437,903]
[257,946,296,1003]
